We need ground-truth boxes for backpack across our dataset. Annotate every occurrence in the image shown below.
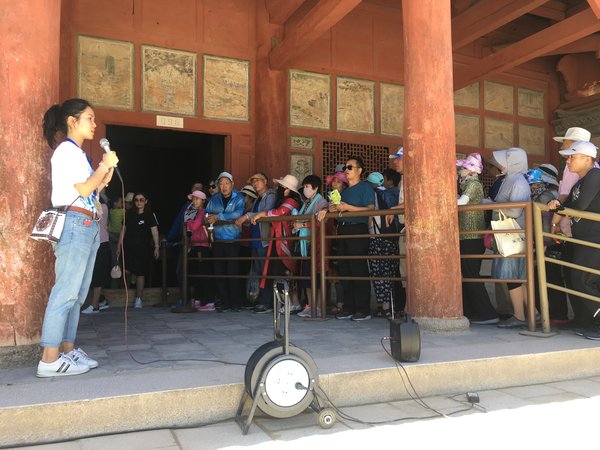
[373,190,400,240]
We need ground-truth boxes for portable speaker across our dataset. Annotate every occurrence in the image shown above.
[389,315,421,362]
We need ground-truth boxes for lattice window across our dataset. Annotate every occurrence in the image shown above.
[322,140,391,179]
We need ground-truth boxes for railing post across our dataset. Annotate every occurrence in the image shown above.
[181,224,189,307]
[320,214,327,319]
[525,202,536,332]
[160,238,168,306]
[533,202,551,333]
[309,213,318,318]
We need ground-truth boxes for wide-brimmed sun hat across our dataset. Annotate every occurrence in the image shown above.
[553,127,591,143]
[273,174,300,194]
[456,152,483,174]
[187,190,206,200]
[326,171,349,186]
[240,185,258,199]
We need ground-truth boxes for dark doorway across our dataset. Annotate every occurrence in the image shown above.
[104,125,225,287]
[104,125,225,228]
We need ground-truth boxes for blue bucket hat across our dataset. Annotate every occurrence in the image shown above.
[525,168,544,184]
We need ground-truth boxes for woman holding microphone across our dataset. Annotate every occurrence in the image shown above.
[37,98,118,377]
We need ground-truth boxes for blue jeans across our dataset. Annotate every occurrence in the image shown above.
[40,211,100,348]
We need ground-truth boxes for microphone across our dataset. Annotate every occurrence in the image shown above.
[99,138,120,175]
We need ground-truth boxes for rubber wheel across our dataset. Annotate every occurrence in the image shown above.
[318,408,336,429]
[244,341,284,394]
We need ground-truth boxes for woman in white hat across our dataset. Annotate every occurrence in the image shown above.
[251,174,302,308]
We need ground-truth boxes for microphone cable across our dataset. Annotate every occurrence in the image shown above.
[106,157,244,367]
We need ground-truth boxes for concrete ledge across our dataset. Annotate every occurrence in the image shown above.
[415,316,470,332]
[3,346,600,448]
[0,344,39,369]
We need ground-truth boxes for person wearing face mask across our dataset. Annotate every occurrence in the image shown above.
[293,175,329,317]
[456,153,499,325]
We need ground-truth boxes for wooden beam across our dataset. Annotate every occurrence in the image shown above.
[530,1,566,21]
[588,0,600,19]
[454,8,600,90]
[265,0,306,25]
[542,35,600,56]
[452,0,548,50]
[269,0,362,70]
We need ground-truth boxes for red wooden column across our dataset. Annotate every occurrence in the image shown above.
[401,0,466,329]
[254,2,288,178]
[0,0,60,356]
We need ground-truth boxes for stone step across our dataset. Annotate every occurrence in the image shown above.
[2,345,600,447]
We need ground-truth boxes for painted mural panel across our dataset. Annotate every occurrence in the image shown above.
[203,55,250,122]
[289,70,331,129]
[519,124,546,155]
[337,77,375,134]
[141,45,197,116]
[455,113,480,147]
[518,88,545,119]
[380,83,404,137]
[77,35,134,111]
[485,118,514,149]
[454,83,479,109]
[484,81,514,115]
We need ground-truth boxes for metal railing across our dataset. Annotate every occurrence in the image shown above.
[457,201,536,331]
[169,200,600,334]
[533,202,600,333]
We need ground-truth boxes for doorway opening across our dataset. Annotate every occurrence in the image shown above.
[104,125,225,287]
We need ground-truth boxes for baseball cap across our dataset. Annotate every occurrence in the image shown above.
[217,171,233,182]
[558,141,598,158]
[389,146,404,159]
[367,172,384,186]
[247,172,267,184]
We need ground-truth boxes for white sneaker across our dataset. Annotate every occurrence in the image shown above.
[81,305,99,314]
[98,299,109,310]
[66,348,99,369]
[36,353,90,377]
[297,306,320,317]
[134,298,143,309]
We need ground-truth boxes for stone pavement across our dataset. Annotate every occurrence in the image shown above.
[13,375,600,449]
[1,304,600,447]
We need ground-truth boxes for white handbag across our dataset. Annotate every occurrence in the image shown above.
[491,211,526,257]
[30,208,67,243]
[110,265,122,279]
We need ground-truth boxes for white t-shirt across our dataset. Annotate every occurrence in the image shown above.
[51,139,97,212]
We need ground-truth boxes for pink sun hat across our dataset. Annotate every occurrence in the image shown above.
[326,171,349,186]
[456,152,483,174]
